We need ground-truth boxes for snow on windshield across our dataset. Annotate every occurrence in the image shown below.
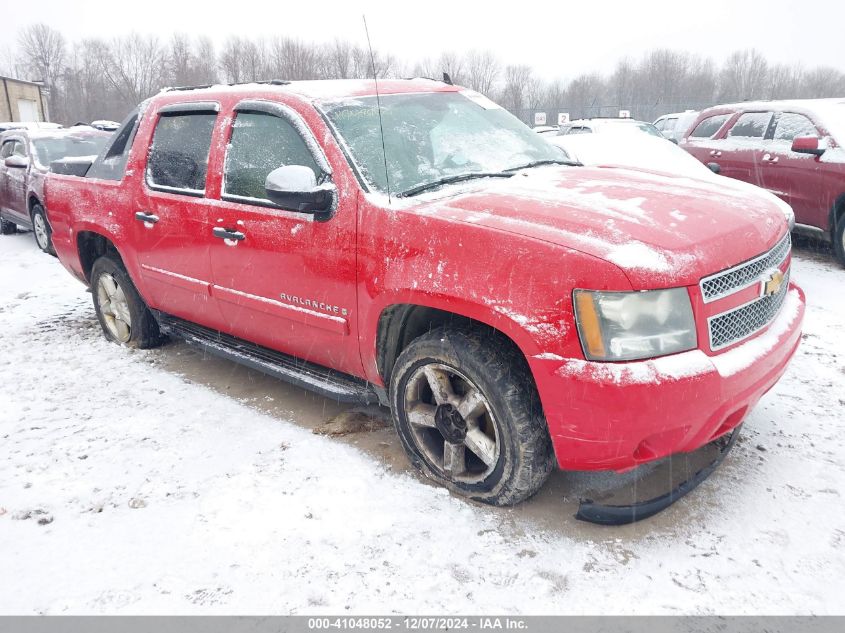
[320,92,563,195]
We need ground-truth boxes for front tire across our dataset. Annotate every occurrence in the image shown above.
[31,203,55,255]
[389,328,554,506]
[90,254,162,349]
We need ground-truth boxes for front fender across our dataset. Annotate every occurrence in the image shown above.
[357,198,632,385]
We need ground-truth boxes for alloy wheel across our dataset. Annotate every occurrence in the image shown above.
[96,273,132,342]
[403,363,500,483]
[33,212,49,251]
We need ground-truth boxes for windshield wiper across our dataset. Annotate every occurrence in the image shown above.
[504,158,582,171]
[398,172,513,197]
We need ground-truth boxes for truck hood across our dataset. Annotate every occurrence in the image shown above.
[411,166,788,289]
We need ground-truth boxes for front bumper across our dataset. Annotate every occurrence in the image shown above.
[532,284,805,471]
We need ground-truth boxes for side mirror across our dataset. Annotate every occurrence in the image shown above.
[791,136,825,156]
[4,155,29,169]
[265,165,335,213]
[707,162,721,174]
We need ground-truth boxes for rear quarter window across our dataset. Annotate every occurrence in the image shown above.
[690,114,731,138]
[87,112,140,181]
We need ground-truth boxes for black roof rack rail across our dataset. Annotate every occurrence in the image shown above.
[164,79,291,93]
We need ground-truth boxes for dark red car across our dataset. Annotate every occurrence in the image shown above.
[42,80,804,509]
[680,99,845,266]
[0,127,110,253]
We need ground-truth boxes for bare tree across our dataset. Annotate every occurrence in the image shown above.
[499,65,533,115]
[219,36,244,83]
[464,50,500,95]
[719,48,770,102]
[18,24,66,118]
[101,34,167,110]
[193,37,219,85]
[325,39,353,79]
[268,37,322,80]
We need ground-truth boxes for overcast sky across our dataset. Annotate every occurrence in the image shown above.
[2,0,844,81]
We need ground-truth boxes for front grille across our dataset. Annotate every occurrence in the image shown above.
[700,233,791,303]
[708,268,790,350]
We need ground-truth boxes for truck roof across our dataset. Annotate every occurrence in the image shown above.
[157,78,460,103]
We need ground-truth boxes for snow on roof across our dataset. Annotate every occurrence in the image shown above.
[158,78,458,103]
[703,98,845,144]
[20,127,111,141]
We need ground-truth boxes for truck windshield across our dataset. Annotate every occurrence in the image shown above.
[33,135,109,169]
[321,91,566,196]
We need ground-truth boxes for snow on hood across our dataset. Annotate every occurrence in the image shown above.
[407,166,788,289]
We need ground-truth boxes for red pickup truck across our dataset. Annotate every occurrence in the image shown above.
[44,79,805,507]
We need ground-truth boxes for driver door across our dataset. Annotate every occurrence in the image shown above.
[0,138,30,223]
[208,101,362,376]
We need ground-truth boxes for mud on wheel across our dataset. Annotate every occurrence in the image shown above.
[389,328,554,506]
[90,254,162,349]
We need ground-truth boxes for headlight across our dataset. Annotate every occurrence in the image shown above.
[573,288,697,361]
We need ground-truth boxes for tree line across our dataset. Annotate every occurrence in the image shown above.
[3,23,845,126]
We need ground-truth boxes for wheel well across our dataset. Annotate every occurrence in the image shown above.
[376,304,528,385]
[27,195,41,215]
[77,232,123,283]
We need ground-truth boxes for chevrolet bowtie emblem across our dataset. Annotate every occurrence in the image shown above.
[762,270,784,297]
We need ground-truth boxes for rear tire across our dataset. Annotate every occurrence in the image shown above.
[0,217,17,235]
[90,254,162,349]
[389,327,555,506]
[30,203,55,255]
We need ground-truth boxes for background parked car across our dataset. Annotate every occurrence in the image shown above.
[680,99,845,266]
[0,121,62,133]
[557,117,664,138]
[547,131,795,229]
[0,127,110,253]
[653,110,699,143]
[90,120,121,131]
[532,125,559,136]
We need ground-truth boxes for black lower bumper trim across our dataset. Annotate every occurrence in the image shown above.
[575,426,741,526]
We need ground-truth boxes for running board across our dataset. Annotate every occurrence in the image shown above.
[156,314,381,405]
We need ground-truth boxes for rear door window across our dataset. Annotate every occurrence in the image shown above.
[223,111,318,203]
[727,112,773,139]
[147,112,217,195]
[690,114,731,138]
[773,113,818,142]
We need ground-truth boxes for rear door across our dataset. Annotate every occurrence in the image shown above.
[207,100,362,376]
[134,103,227,330]
[682,112,733,164]
[759,111,826,228]
[717,111,774,184]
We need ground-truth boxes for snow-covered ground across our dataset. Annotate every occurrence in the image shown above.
[1,232,843,614]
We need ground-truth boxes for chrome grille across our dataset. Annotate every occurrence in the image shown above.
[700,233,791,303]
[708,268,790,350]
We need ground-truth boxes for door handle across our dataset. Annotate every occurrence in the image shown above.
[710,150,722,158]
[762,154,779,164]
[135,211,159,224]
[213,226,245,242]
